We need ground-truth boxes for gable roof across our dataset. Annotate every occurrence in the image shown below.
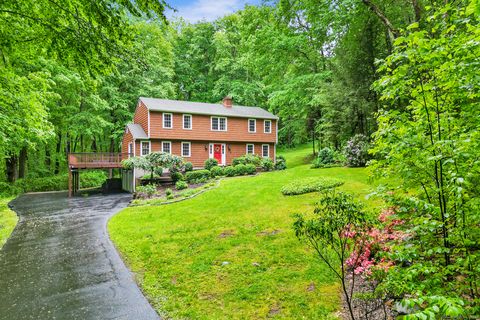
[139,97,278,120]
[127,123,148,139]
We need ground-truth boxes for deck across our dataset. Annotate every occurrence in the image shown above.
[68,153,130,169]
[68,153,132,197]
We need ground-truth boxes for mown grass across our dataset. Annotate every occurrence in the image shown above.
[0,197,18,249]
[109,144,380,319]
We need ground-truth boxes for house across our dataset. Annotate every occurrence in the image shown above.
[121,97,278,168]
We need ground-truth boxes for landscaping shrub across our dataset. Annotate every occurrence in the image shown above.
[204,158,218,170]
[170,172,184,183]
[80,171,108,188]
[344,134,371,167]
[185,169,210,183]
[234,164,247,176]
[275,155,287,170]
[136,184,157,198]
[210,166,224,177]
[184,162,193,172]
[165,188,173,196]
[224,166,236,177]
[281,177,344,196]
[245,164,257,175]
[318,147,335,164]
[175,180,188,190]
[0,182,22,196]
[261,158,274,171]
[232,154,262,166]
[154,167,164,176]
[311,147,345,168]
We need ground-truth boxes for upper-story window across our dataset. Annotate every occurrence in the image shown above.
[248,119,256,133]
[183,114,192,129]
[264,120,272,133]
[262,144,270,158]
[162,141,171,154]
[141,141,150,156]
[163,113,172,129]
[246,144,255,154]
[211,117,227,131]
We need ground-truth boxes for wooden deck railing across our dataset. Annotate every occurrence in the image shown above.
[68,153,132,169]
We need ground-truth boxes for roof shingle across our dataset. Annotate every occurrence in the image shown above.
[127,123,148,139]
[139,97,278,120]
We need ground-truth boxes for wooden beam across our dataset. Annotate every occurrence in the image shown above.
[68,168,72,197]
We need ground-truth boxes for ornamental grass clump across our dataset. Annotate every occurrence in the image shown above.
[281,177,344,196]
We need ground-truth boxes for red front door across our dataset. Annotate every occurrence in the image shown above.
[213,144,222,163]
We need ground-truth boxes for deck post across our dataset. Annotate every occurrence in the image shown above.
[68,168,72,197]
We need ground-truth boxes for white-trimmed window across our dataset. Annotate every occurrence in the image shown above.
[248,119,256,133]
[161,141,171,154]
[211,117,227,131]
[246,144,255,155]
[128,143,133,157]
[181,142,191,157]
[183,114,192,130]
[141,141,150,156]
[262,144,269,158]
[264,120,272,133]
[163,113,173,128]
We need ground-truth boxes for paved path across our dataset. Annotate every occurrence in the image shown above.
[0,192,160,320]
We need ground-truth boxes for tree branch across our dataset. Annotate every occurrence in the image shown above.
[361,0,399,38]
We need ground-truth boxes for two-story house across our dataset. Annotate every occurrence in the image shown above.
[121,96,278,168]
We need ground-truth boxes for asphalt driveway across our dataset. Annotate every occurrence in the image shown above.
[0,192,160,320]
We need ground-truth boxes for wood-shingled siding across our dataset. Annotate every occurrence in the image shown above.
[149,112,276,143]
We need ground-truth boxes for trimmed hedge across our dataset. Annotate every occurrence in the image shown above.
[184,162,193,172]
[234,164,247,175]
[232,154,262,166]
[210,166,224,177]
[281,177,344,196]
[245,164,256,175]
[261,158,274,171]
[185,170,211,183]
[204,158,218,170]
[224,166,236,177]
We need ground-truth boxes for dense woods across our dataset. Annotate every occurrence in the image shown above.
[1,0,479,317]
[1,0,426,182]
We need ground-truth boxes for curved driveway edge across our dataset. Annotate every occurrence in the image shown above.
[0,192,160,320]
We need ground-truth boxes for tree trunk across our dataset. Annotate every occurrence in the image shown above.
[18,147,27,179]
[54,133,62,174]
[6,153,18,182]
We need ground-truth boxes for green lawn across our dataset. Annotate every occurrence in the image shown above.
[0,197,18,249]
[109,145,378,319]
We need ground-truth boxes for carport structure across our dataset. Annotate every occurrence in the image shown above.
[67,153,131,197]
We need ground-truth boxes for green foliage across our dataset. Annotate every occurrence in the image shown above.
[223,166,236,177]
[260,158,274,171]
[204,158,218,170]
[281,177,344,196]
[369,2,480,317]
[275,155,287,170]
[209,166,224,177]
[175,180,188,191]
[154,167,164,177]
[170,172,184,183]
[165,188,173,197]
[184,162,193,172]
[232,154,261,166]
[234,164,247,176]
[185,170,211,184]
[293,191,368,320]
[135,184,157,199]
[245,164,257,175]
